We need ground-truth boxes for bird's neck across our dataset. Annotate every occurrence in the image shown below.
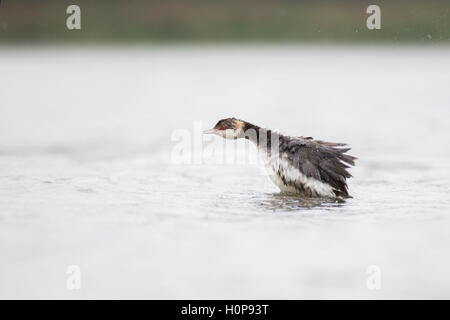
[243,122,279,153]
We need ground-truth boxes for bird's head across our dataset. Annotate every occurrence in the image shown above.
[203,117,246,139]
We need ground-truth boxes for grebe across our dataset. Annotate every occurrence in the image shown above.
[204,118,356,199]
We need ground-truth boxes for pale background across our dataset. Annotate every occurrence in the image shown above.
[1,46,449,298]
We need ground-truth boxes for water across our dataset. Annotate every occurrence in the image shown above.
[1,45,450,299]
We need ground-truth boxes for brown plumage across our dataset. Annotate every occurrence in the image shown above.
[283,136,356,198]
[204,118,357,198]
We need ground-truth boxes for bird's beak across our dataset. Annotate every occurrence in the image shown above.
[203,129,217,134]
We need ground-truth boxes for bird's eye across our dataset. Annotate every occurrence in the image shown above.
[219,125,226,130]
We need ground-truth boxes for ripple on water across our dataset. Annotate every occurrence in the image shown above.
[253,193,345,212]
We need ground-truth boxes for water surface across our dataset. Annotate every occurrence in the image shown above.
[1,45,449,298]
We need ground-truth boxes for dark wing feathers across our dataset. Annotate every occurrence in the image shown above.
[284,136,356,198]
[301,160,321,180]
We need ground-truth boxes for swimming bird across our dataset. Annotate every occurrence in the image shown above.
[203,118,356,199]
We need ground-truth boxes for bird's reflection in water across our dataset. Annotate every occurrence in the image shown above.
[254,192,345,212]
